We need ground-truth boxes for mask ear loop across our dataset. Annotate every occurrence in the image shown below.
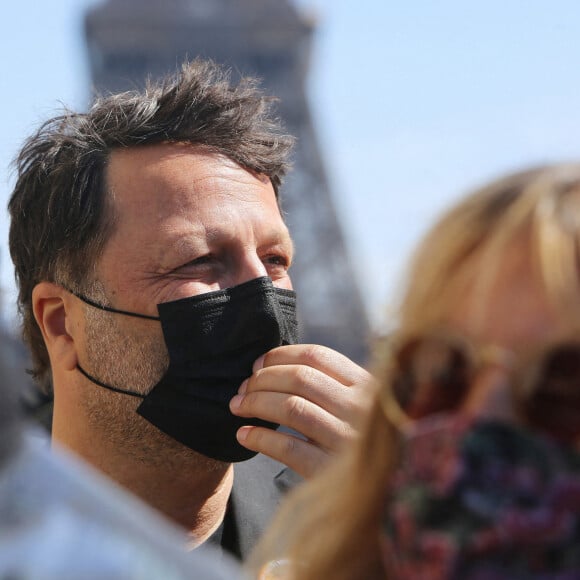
[76,365,145,398]
[64,287,159,396]
[67,289,161,321]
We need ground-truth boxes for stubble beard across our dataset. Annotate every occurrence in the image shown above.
[82,299,227,474]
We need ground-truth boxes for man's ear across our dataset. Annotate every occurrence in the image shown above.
[32,282,78,372]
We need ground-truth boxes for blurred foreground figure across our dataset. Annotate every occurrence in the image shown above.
[0,348,239,578]
[250,164,580,579]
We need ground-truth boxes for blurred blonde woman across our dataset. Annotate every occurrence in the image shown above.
[248,164,580,579]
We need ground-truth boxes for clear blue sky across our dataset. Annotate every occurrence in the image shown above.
[2,0,580,330]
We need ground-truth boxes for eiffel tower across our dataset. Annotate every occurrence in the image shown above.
[84,0,370,363]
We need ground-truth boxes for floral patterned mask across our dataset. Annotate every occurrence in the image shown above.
[382,414,580,579]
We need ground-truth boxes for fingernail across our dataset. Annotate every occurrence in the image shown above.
[238,379,248,395]
[230,394,243,411]
[253,355,265,372]
[237,426,251,442]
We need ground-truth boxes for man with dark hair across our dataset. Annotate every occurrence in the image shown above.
[8,59,371,559]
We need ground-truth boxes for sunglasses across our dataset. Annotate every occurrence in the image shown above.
[380,331,580,443]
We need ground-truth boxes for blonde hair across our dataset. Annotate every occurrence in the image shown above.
[247,163,580,579]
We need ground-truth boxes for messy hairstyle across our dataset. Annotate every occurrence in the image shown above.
[8,59,294,392]
[247,163,580,579]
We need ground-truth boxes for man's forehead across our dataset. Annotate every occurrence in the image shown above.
[108,142,260,177]
[106,143,277,204]
[103,142,286,239]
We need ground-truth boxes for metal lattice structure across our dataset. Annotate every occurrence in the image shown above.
[84,0,370,363]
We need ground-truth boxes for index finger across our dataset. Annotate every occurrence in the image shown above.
[255,344,371,386]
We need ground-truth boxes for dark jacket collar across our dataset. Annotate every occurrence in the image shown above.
[230,454,302,560]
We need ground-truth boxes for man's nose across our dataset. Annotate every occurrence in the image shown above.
[460,365,518,423]
[230,254,268,287]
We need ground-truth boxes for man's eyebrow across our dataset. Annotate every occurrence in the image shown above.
[199,226,294,247]
[264,230,295,254]
[169,232,210,259]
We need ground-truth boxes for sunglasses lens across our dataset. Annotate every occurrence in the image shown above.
[392,337,470,419]
[526,344,580,442]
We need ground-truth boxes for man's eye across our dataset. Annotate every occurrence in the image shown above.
[264,255,290,268]
[175,255,216,272]
[189,255,214,265]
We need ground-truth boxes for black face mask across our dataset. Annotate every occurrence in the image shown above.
[75,277,298,462]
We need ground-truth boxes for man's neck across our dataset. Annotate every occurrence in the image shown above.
[109,454,234,544]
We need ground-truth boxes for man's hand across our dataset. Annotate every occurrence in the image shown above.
[229,344,374,478]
